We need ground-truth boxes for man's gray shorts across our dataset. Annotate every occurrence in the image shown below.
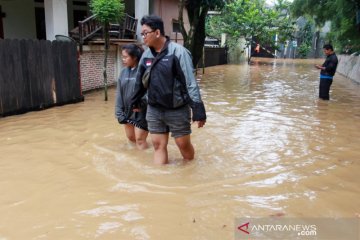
[146,105,191,138]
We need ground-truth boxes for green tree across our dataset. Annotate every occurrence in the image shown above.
[178,0,226,67]
[90,0,125,101]
[291,0,360,53]
[297,19,314,58]
[207,0,295,62]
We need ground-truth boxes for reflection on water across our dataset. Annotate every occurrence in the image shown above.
[1,58,360,239]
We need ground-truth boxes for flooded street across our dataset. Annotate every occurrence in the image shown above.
[1,58,360,239]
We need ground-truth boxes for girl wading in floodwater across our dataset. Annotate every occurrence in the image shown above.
[115,44,149,150]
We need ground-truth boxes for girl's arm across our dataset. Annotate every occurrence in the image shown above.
[115,71,127,123]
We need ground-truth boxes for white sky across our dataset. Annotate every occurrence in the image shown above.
[266,0,293,6]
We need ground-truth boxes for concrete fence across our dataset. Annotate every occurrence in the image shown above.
[337,54,360,84]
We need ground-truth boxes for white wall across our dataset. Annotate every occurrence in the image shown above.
[44,0,68,40]
[135,0,149,42]
[0,0,36,39]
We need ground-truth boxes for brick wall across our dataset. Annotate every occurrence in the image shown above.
[79,45,120,92]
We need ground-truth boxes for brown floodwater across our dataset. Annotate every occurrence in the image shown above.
[1,58,360,239]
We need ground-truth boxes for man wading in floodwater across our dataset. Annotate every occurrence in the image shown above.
[315,44,338,100]
[129,15,206,165]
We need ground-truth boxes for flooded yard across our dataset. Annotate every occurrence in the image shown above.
[1,58,360,239]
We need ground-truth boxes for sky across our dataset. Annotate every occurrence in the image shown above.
[266,0,294,6]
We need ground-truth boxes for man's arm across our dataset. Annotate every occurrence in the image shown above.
[115,72,127,123]
[129,59,147,111]
[176,46,206,125]
[315,64,325,70]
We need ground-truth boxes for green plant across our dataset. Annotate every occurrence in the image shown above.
[90,0,125,101]
[291,0,360,55]
[206,0,295,63]
[298,42,311,58]
[297,19,313,58]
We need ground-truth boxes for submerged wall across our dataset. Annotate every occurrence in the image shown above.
[337,54,360,84]
[228,37,248,64]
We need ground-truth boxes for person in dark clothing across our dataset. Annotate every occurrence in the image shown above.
[129,15,206,165]
[315,44,338,100]
[115,44,148,149]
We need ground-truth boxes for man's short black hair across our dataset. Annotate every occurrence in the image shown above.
[140,15,165,36]
[323,44,334,51]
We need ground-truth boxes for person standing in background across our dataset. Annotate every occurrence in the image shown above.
[255,43,260,55]
[315,44,338,100]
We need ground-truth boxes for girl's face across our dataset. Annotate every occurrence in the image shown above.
[121,50,137,68]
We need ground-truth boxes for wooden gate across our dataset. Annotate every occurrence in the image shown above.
[0,39,83,117]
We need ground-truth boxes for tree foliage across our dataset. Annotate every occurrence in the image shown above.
[291,0,360,53]
[178,0,226,67]
[207,0,295,61]
[91,0,124,24]
[90,0,125,101]
[297,19,314,58]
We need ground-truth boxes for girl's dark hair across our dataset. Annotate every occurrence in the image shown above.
[122,44,143,61]
[140,15,165,36]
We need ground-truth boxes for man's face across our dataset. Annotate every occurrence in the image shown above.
[323,48,332,56]
[141,25,157,47]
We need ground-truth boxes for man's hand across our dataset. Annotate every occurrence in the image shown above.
[118,117,127,124]
[194,120,206,128]
[315,64,323,70]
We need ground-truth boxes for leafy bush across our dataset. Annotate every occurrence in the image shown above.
[90,0,125,24]
[298,42,311,58]
[90,0,125,101]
